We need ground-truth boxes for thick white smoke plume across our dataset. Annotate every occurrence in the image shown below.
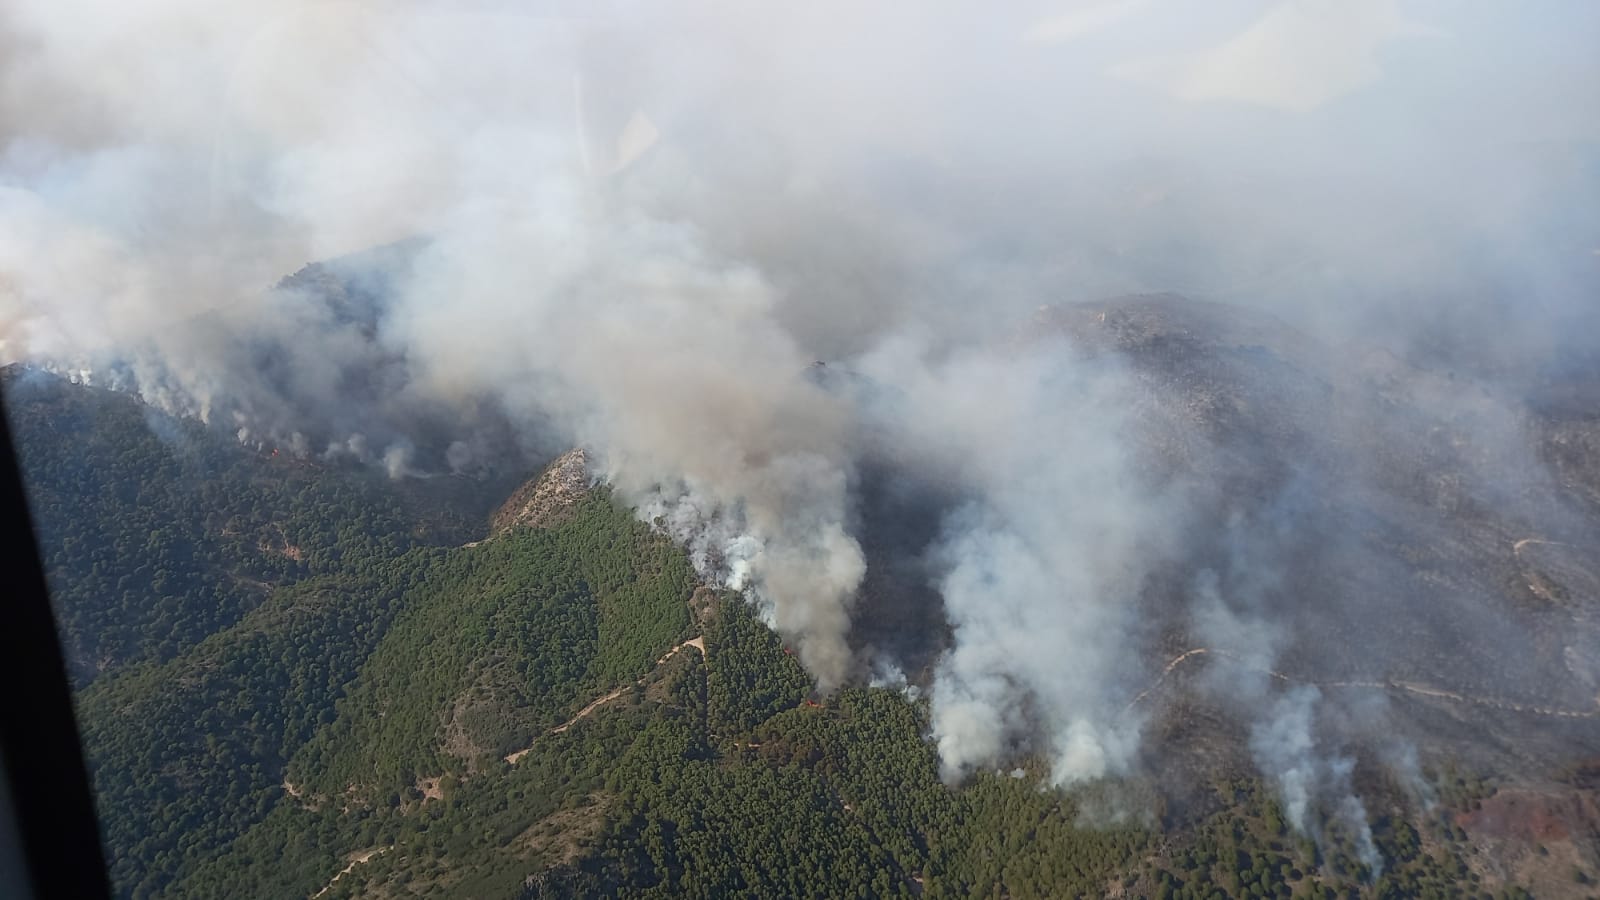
[1250,687,1381,877]
[3,0,1597,841]
[852,338,1179,784]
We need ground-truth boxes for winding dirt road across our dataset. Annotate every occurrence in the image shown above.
[505,636,706,765]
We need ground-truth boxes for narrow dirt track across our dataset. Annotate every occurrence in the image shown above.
[310,847,389,899]
[505,636,706,765]
[1125,646,1600,719]
[1512,537,1571,558]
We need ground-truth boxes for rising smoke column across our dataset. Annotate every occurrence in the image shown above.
[2,0,1597,814]
[380,177,871,689]
[853,335,1186,784]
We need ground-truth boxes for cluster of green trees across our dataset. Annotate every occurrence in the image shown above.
[702,594,812,734]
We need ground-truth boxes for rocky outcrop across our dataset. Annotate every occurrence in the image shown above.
[489,448,592,533]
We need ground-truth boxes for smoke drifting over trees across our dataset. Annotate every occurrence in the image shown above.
[4,0,1598,842]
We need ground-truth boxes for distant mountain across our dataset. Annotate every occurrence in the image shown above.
[274,237,432,341]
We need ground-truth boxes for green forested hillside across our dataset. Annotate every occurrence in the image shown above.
[183,596,1517,900]
[289,496,696,801]
[8,375,1554,900]
[67,487,694,898]
[77,561,432,895]
[3,367,486,686]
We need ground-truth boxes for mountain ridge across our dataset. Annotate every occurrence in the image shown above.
[9,295,1600,898]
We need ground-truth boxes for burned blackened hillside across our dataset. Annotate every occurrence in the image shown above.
[804,292,1597,788]
[1027,295,1600,777]
[177,239,539,477]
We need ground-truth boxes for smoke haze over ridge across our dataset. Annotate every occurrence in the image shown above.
[4,0,1599,836]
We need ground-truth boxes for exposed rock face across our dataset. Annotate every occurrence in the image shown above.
[490,448,593,533]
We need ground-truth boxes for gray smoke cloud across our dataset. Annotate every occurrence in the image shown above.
[4,0,1598,843]
[1250,686,1381,877]
[849,336,1182,784]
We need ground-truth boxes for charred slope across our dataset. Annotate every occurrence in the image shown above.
[823,292,1600,783]
[1035,295,1600,772]
[122,237,544,477]
[835,293,1600,759]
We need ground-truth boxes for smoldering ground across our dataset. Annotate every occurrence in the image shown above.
[4,0,1598,845]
